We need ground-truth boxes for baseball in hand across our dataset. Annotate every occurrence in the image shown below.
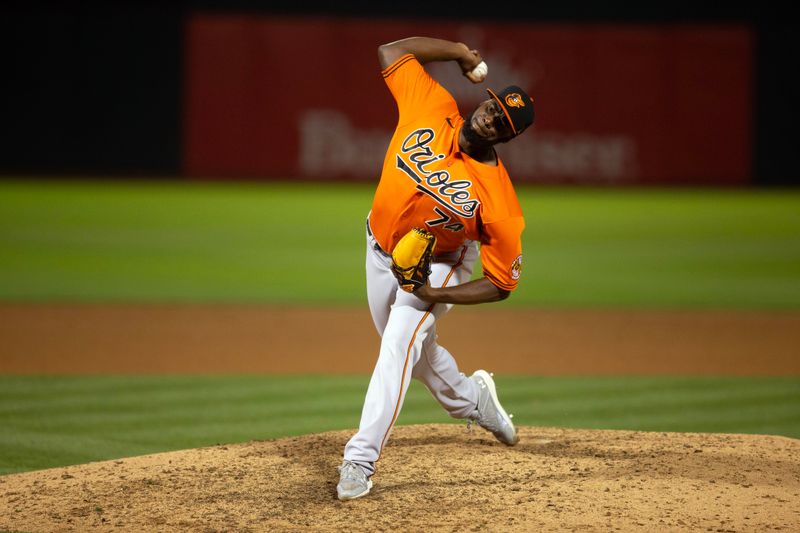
[470,61,488,81]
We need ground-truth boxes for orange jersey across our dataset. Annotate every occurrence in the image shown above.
[370,54,525,291]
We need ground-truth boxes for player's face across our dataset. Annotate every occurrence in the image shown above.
[468,98,514,143]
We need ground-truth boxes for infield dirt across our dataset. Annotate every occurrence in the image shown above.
[2,304,799,374]
[1,424,799,532]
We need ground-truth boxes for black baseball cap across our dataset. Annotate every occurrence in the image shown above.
[487,86,535,136]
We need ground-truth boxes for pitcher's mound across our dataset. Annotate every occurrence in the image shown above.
[1,424,798,532]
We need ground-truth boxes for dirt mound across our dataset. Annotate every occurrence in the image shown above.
[1,424,798,532]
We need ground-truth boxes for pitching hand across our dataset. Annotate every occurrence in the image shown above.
[456,45,484,83]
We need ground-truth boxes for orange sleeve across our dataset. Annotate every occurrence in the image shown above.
[381,54,458,127]
[479,217,525,291]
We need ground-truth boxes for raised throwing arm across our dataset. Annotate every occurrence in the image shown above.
[378,36,485,83]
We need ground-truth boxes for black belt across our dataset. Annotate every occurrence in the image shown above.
[366,219,391,258]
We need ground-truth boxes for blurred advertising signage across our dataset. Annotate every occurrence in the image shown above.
[184,17,752,185]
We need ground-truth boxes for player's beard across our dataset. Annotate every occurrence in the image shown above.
[462,111,494,150]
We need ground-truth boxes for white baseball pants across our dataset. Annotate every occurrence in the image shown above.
[343,220,480,474]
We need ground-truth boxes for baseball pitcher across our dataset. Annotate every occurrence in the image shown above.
[337,36,535,501]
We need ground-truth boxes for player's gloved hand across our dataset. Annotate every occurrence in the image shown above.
[391,228,436,293]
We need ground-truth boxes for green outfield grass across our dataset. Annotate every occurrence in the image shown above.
[1,375,798,475]
[0,181,798,307]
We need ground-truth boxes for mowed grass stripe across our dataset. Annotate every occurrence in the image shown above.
[0,378,365,414]
[0,376,369,430]
[0,181,374,304]
[1,375,798,475]
[499,376,800,434]
[1,181,799,307]
[0,376,372,474]
[519,188,800,307]
[503,378,800,405]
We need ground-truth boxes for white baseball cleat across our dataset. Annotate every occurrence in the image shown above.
[469,370,519,446]
[337,461,373,501]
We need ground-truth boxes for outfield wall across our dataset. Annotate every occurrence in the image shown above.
[184,17,752,185]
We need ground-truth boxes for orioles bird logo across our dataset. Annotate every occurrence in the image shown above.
[510,254,523,280]
[505,93,525,108]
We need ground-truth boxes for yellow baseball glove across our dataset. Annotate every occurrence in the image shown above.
[391,228,437,293]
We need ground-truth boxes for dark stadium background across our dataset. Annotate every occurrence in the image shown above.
[0,2,796,186]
